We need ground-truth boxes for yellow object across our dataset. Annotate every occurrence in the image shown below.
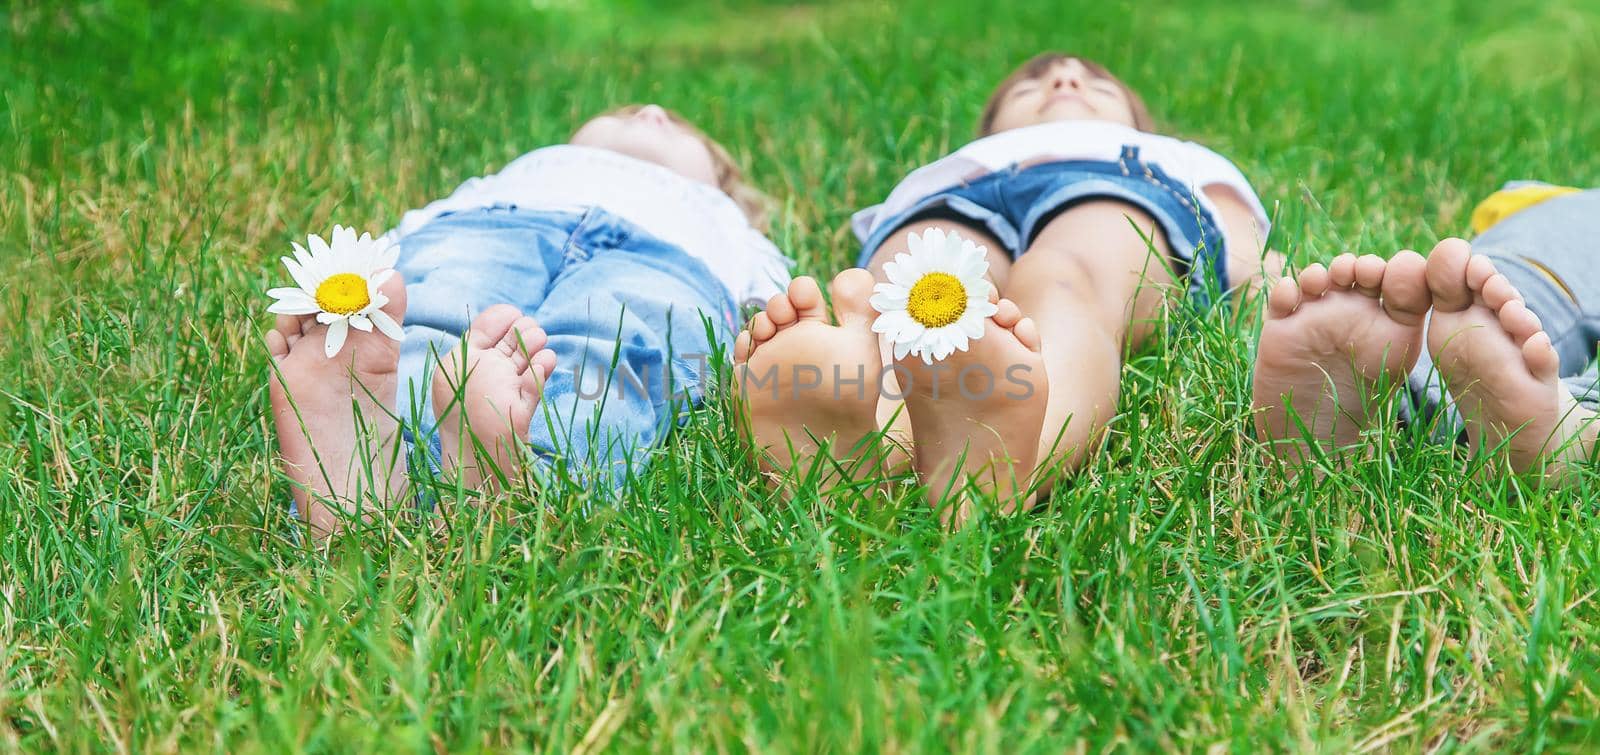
[1470,184,1582,235]
[906,272,968,328]
[314,272,372,315]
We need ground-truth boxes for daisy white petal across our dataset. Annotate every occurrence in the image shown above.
[267,288,320,315]
[869,291,908,312]
[870,311,902,335]
[267,286,314,303]
[943,230,965,253]
[968,278,996,301]
[905,330,936,360]
[899,319,928,342]
[282,255,316,293]
[874,311,925,343]
[348,314,374,332]
[323,318,349,358]
[268,301,319,316]
[881,258,911,288]
[958,253,989,280]
[332,225,356,249]
[289,241,317,274]
[369,309,405,341]
[940,331,963,356]
[959,316,985,339]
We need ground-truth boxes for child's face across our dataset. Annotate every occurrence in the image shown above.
[986,58,1138,134]
[570,105,720,186]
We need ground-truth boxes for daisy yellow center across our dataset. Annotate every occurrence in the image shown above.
[314,273,370,315]
[906,272,967,328]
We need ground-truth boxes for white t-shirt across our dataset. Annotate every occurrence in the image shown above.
[389,145,792,308]
[852,121,1270,253]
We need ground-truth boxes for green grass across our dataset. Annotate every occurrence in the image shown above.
[5,0,1600,750]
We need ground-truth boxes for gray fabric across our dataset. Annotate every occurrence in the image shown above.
[1403,189,1600,442]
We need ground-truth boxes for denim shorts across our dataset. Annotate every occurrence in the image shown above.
[394,205,738,489]
[856,145,1230,308]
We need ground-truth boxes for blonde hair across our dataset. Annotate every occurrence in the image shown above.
[587,105,772,233]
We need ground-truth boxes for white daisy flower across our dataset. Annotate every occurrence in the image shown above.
[266,225,404,358]
[869,227,999,364]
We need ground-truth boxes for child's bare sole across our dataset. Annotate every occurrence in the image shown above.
[735,270,892,480]
[1426,239,1598,476]
[431,305,556,493]
[897,298,1046,525]
[266,274,408,536]
[1252,249,1431,464]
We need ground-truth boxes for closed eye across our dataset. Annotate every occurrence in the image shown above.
[1009,82,1040,99]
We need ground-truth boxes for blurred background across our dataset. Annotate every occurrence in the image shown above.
[6,0,1598,276]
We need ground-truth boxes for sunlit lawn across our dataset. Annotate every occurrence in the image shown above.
[4,0,1600,750]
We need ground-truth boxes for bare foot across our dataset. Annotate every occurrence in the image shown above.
[735,270,896,480]
[266,274,408,536]
[431,305,557,493]
[1426,238,1598,476]
[897,297,1046,525]
[1252,250,1431,464]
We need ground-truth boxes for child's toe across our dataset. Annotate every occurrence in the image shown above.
[1265,276,1301,319]
[1328,254,1359,288]
[1013,316,1041,352]
[765,291,798,327]
[1352,254,1385,295]
[532,348,557,379]
[1297,263,1331,298]
[267,329,290,360]
[750,312,777,342]
[992,298,1023,329]
[734,330,755,363]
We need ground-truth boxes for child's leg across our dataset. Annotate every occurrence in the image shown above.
[523,239,736,486]
[1397,192,1600,477]
[429,306,556,493]
[395,209,567,493]
[1424,240,1598,475]
[1000,201,1190,487]
[867,219,1022,487]
[267,274,409,536]
[734,270,905,484]
[867,220,1048,522]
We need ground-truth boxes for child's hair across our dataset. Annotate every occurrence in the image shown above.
[977,52,1155,137]
[591,104,772,233]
